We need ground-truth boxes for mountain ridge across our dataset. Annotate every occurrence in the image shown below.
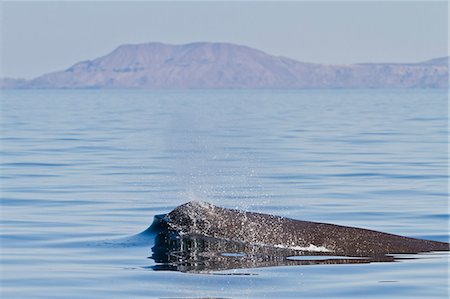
[2,42,448,89]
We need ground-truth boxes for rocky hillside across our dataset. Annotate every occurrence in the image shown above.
[2,42,448,89]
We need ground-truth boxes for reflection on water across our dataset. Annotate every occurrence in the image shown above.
[149,229,394,273]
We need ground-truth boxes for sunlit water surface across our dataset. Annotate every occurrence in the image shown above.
[1,89,448,298]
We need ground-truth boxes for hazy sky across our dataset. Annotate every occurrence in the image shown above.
[1,1,448,79]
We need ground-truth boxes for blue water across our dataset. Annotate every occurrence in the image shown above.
[0,89,448,298]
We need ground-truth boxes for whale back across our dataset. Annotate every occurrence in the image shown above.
[165,201,449,256]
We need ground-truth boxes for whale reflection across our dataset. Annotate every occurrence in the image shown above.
[149,230,394,274]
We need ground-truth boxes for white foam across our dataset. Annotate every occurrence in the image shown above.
[274,244,333,253]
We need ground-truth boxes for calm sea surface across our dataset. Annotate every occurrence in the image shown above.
[0,89,448,298]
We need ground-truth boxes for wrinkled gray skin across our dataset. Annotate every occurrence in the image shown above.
[164,201,449,257]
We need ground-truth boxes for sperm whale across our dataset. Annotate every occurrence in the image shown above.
[153,201,449,257]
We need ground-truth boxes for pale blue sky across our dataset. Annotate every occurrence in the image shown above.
[1,1,448,79]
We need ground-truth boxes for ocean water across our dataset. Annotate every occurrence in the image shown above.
[0,89,448,298]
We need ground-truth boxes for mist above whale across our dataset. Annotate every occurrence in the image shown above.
[2,42,448,89]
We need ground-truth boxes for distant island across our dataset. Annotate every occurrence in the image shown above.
[2,42,448,89]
